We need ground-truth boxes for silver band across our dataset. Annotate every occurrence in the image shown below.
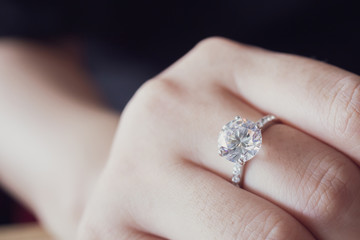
[257,114,277,130]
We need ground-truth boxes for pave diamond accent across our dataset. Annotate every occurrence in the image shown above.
[257,115,276,129]
[232,175,240,184]
[218,116,262,163]
[231,162,244,186]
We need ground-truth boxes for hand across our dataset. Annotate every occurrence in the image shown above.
[0,40,119,239]
[77,37,360,239]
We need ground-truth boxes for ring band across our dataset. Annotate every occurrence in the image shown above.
[218,115,278,187]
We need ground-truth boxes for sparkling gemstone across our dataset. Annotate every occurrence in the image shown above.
[232,175,240,183]
[218,117,262,163]
[232,163,242,175]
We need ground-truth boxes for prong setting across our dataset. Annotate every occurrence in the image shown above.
[218,146,229,157]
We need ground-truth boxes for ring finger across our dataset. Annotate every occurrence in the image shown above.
[152,40,360,239]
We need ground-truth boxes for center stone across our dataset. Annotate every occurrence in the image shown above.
[218,117,262,163]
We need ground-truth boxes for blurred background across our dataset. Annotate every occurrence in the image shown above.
[0,0,359,230]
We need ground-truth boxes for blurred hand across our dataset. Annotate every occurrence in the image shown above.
[0,40,118,239]
[77,37,360,240]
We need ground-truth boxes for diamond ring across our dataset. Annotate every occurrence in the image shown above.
[218,115,277,187]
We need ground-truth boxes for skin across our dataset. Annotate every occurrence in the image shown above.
[0,40,119,239]
[0,37,359,239]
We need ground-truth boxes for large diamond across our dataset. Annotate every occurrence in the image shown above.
[218,117,262,163]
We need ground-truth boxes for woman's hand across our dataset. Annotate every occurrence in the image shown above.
[77,37,360,240]
[0,40,119,239]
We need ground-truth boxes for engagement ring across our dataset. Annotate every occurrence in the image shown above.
[218,115,277,187]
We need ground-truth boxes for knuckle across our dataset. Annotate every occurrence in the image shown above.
[191,36,242,60]
[239,210,298,240]
[78,214,131,240]
[328,75,360,139]
[302,156,355,223]
[217,206,299,240]
[134,78,181,109]
[193,36,253,54]
[117,78,185,171]
[255,211,297,240]
[194,36,232,51]
[188,37,233,69]
[262,219,295,240]
[190,37,253,75]
[78,218,107,240]
[192,36,249,59]
[129,78,185,124]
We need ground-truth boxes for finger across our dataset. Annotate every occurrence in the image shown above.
[248,124,360,240]
[79,158,314,240]
[160,37,360,164]
[133,78,360,239]
[233,48,360,163]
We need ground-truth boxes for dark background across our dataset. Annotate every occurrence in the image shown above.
[0,0,359,224]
